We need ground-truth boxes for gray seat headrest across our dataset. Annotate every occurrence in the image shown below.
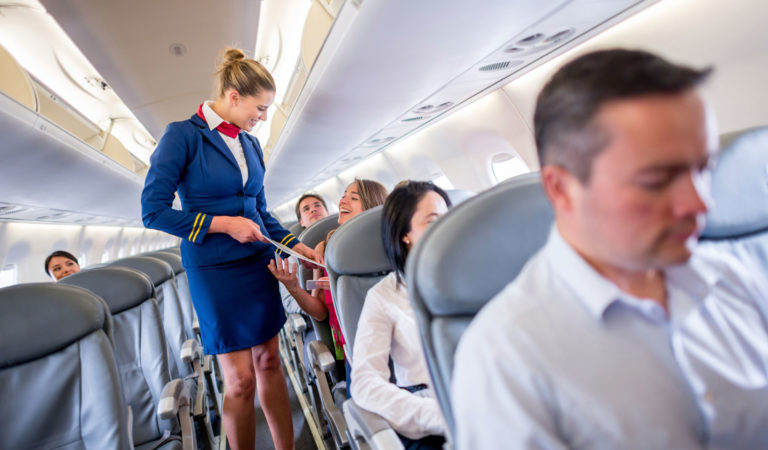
[445,189,476,206]
[326,207,389,275]
[60,267,155,315]
[298,214,340,248]
[0,283,111,368]
[148,251,184,275]
[408,172,553,316]
[162,247,181,256]
[701,126,768,240]
[289,222,305,237]
[109,256,173,286]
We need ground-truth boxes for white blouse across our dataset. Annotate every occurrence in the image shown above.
[201,101,248,186]
[350,272,446,440]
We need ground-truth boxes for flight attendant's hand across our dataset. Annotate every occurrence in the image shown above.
[292,243,321,268]
[210,216,268,243]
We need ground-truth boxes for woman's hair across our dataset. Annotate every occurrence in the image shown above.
[321,178,388,257]
[44,250,79,276]
[216,47,275,98]
[382,181,451,284]
[354,178,388,211]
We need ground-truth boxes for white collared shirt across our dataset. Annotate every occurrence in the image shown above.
[453,227,768,450]
[201,101,248,186]
[351,272,446,439]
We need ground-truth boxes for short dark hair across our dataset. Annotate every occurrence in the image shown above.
[44,250,79,277]
[534,49,712,182]
[295,193,327,221]
[381,181,452,285]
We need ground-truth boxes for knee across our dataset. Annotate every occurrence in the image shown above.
[253,347,282,372]
[225,369,256,399]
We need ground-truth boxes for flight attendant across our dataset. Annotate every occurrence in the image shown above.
[141,47,317,450]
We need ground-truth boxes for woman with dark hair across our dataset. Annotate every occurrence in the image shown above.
[45,250,80,280]
[141,47,318,450]
[350,181,451,449]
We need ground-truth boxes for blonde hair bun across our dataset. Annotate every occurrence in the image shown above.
[215,47,275,98]
[219,47,246,69]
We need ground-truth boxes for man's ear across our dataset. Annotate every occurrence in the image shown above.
[541,165,579,213]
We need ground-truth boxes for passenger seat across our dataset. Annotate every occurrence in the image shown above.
[700,126,768,273]
[406,172,553,438]
[61,267,202,449]
[0,283,133,449]
[325,206,403,450]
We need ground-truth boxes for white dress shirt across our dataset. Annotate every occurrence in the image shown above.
[351,272,446,440]
[453,228,768,450]
[201,101,248,186]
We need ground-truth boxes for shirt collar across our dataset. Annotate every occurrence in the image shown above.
[546,227,721,321]
[201,101,225,132]
[545,227,623,320]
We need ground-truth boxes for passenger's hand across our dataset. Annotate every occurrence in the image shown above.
[314,276,330,291]
[211,216,268,243]
[268,257,300,291]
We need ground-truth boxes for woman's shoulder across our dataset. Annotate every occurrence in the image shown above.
[367,272,403,301]
[163,117,201,137]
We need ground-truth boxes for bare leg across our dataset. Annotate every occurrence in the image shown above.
[218,349,257,450]
[252,335,294,450]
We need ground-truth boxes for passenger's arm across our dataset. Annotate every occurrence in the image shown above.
[268,257,328,321]
[452,318,566,449]
[350,289,445,439]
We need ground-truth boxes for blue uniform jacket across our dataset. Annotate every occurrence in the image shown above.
[141,113,297,268]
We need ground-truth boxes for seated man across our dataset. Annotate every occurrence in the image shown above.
[453,49,768,449]
[295,193,329,233]
[280,193,329,315]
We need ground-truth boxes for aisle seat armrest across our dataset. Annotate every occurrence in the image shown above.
[308,339,335,373]
[344,399,404,450]
[289,313,307,334]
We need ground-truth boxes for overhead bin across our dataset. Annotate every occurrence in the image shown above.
[0,89,144,225]
[301,1,336,70]
[0,44,38,112]
[33,80,102,146]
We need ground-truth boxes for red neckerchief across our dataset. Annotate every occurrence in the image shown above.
[196,103,241,139]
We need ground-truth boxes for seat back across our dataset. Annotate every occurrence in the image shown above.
[700,126,768,272]
[148,251,196,343]
[289,222,305,237]
[297,213,340,288]
[295,214,341,366]
[406,172,553,432]
[0,283,132,449]
[109,256,190,378]
[325,207,390,361]
[445,189,476,206]
[61,267,177,446]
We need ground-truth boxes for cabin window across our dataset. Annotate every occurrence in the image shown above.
[0,264,18,288]
[492,153,529,183]
[431,174,454,190]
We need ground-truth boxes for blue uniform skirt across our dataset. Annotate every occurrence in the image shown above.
[185,252,285,355]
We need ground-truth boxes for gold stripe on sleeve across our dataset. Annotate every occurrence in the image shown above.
[191,214,206,242]
[282,235,296,247]
[188,213,202,241]
[280,233,295,246]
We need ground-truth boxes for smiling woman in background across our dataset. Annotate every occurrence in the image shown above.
[44,250,81,280]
